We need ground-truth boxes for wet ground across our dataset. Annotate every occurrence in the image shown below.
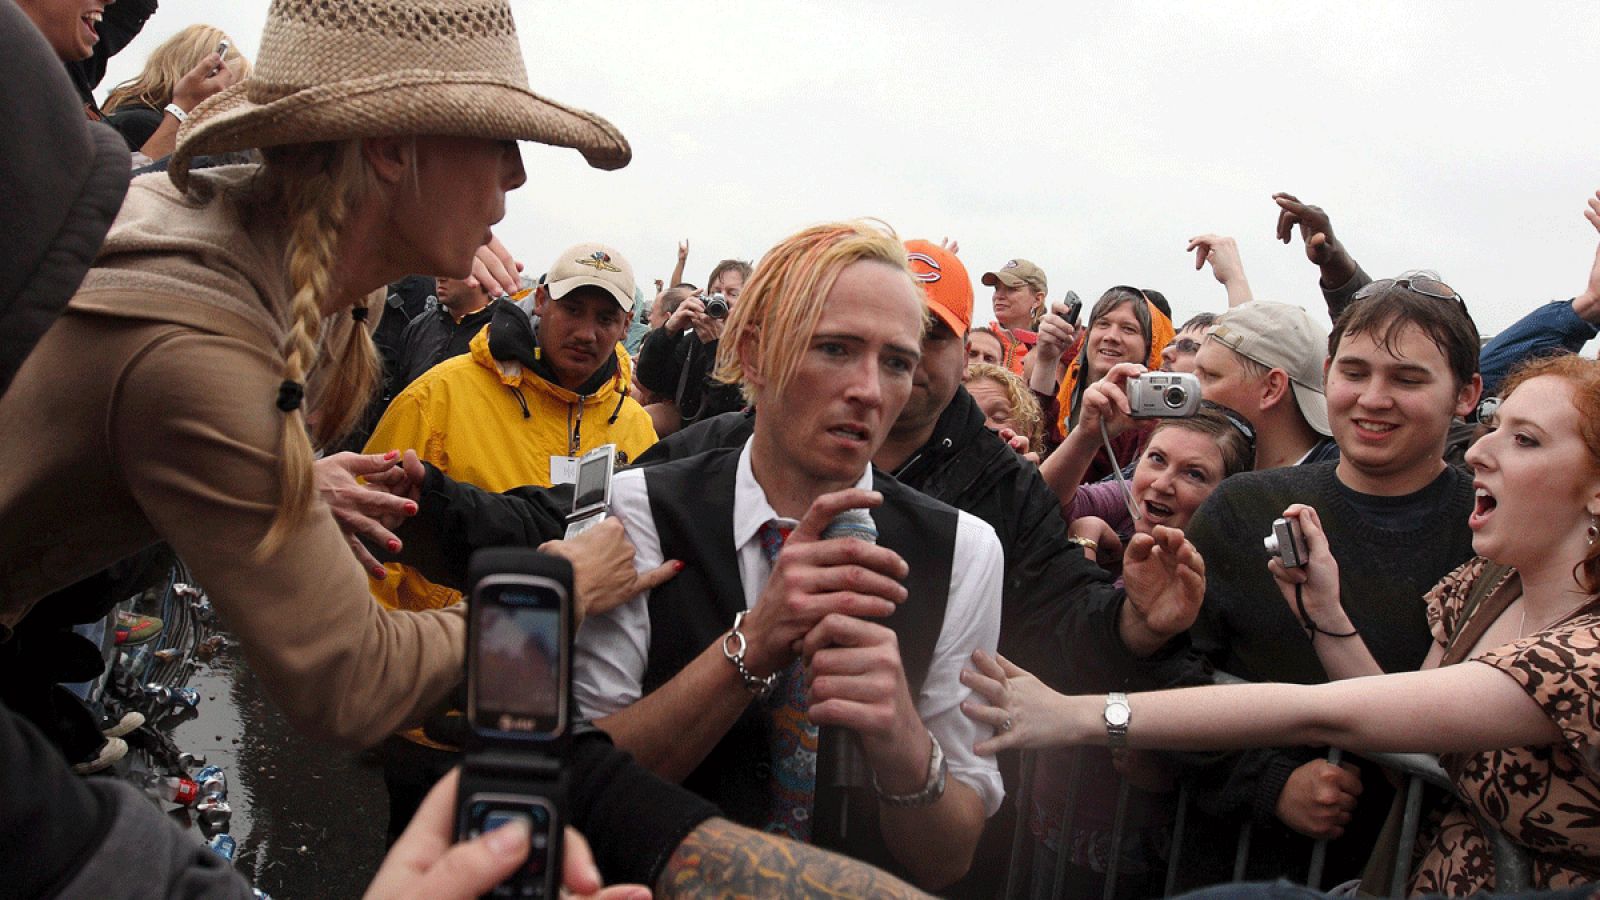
[165,646,388,899]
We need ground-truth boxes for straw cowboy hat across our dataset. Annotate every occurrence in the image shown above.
[169,0,630,191]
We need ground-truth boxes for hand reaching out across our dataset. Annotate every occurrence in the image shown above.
[1119,524,1205,656]
[315,450,419,578]
[171,53,241,113]
[1574,191,1600,325]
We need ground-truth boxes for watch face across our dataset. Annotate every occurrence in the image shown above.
[1106,702,1131,727]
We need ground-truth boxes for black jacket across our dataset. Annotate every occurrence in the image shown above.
[634,326,744,425]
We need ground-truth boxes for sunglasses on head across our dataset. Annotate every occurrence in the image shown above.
[1353,276,1472,318]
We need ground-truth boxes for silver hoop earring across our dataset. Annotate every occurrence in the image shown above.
[1588,515,1599,547]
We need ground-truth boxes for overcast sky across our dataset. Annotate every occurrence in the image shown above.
[102,1,1600,343]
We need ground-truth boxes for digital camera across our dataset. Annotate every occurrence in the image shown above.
[1263,516,1309,568]
[1127,372,1202,418]
[702,291,730,319]
[456,549,574,899]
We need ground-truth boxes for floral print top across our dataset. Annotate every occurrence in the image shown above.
[1409,557,1600,895]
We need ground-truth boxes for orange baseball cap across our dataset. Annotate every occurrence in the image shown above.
[904,239,972,335]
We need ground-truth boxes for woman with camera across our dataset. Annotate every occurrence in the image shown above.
[1028,287,1175,478]
[1029,361,1254,896]
[965,353,1600,894]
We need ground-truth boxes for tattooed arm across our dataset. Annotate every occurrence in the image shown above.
[655,818,930,899]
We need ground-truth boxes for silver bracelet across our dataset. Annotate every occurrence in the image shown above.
[721,610,776,699]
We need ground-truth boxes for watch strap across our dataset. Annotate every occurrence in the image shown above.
[873,730,947,807]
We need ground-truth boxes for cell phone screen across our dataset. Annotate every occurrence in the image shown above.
[472,582,567,739]
[572,456,609,512]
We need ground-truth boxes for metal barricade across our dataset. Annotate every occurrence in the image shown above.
[1006,679,1533,899]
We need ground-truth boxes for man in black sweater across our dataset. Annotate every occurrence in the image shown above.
[1169,281,1484,888]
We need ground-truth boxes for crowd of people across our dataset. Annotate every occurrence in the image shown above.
[4,1,1600,899]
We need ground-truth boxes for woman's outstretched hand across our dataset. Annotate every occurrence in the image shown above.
[960,649,1075,755]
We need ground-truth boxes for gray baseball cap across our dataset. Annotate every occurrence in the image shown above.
[1207,302,1331,436]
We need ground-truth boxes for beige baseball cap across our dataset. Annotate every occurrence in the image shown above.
[544,242,636,312]
[1207,302,1331,436]
[981,258,1048,294]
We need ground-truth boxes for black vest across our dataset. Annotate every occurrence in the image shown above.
[641,448,957,876]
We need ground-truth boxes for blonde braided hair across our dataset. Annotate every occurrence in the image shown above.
[253,142,382,556]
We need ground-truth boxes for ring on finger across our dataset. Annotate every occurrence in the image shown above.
[1000,717,1014,733]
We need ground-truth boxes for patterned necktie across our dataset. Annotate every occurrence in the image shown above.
[756,519,817,841]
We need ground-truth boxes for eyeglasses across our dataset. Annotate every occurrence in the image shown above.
[1353,276,1472,321]
[1166,338,1203,356]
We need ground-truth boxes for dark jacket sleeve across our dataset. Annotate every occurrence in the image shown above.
[1321,264,1373,323]
[388,463,571,590]
[103,105,162,151]
[569,727,719,887]
[635,326,689,396]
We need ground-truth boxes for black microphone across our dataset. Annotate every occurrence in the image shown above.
[819,508,878,836]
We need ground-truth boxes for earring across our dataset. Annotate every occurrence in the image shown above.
[1588,514,1599,547]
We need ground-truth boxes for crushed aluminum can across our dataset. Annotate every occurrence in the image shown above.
[196,765,226,798]
[178,752,207,770]
[195,793,232,832]
[195,634,228,662]
[207,833,237,862]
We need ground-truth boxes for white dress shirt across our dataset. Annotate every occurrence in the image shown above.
[574,439,1006,815]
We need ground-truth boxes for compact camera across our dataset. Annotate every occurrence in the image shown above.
[456,549,574,899]
[1127,372,1202,418]
[1263,516,1309,568]
[702,291,730,319]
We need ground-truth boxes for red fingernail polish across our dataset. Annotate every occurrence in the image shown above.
[403,503,418,515]
[371,567,386,578]
[672,560,685,572]
[384,450,399,460]
[387,539,402,553]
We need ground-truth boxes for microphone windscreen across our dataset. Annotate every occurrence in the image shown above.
[821,507,878,544]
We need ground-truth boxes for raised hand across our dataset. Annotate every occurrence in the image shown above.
[171,53,241,114]
[1077,361,1144,439]
[1186,234,1253,305]
[1575,191,1600,325]
[1032,302,1079,367]
[1119,524,1205,656]
[1272,192,1358,285]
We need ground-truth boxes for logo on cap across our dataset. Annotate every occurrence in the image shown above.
[907,251,943,283]
[1003,260,1020,269]
[575,251,621,273]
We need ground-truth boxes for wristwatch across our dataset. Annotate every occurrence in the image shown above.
[873,730,947,807]
[163,103,189,123]
[1104,692,1131,748]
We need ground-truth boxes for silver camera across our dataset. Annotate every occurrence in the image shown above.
[1263,517,1308,568]
[703,292,730,319]
[1127,372,1202,418]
